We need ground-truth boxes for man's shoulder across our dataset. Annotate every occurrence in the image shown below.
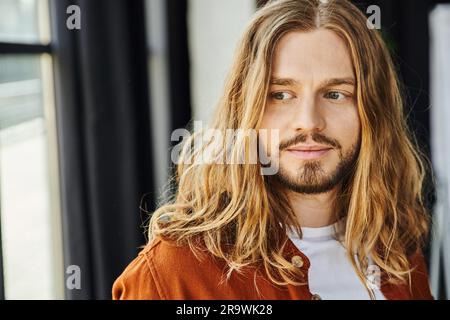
[141,236,221,274]
[112,236,217,299]
[408,250,434,299]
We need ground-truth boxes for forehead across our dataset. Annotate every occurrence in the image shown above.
[271,29,354,81]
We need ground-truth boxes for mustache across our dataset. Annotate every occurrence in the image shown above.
[279,132,341,151]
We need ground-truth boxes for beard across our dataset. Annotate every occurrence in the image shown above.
[274,142,360,195]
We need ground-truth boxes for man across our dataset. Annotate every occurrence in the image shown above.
[113,0,433,300]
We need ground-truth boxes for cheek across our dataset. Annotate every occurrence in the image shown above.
[260,108,286,130]
[326,108,360,146]
[259,109,289,156]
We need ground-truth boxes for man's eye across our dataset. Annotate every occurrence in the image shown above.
[270,92,293,100]
[324,91,346,100]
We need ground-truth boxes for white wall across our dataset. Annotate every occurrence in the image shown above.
[429,4,450,299]
[188,0,256,123]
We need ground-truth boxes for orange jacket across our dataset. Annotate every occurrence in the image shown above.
[112,236,433,300]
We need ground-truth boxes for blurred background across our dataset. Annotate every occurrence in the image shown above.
[0,0,449,300]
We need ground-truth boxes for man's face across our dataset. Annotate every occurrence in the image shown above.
[260,29,361,194]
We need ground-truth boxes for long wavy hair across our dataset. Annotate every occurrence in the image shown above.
[148,0,432,297]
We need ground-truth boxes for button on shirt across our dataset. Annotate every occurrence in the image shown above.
[287,222,386,300]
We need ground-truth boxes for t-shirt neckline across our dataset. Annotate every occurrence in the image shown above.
[288,219,344,240]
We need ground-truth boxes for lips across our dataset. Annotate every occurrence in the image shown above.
[286,147,332,160]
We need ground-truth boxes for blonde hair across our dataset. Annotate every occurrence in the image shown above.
[148,0,432,297]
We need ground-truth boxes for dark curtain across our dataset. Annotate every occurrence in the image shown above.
[166,0,192,134]
[51,0,154,299]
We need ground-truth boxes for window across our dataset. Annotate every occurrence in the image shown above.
[0,0,64,299]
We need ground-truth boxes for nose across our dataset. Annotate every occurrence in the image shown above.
[290,93,326,132]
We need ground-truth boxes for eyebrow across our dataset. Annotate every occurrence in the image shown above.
[269,77,355,87]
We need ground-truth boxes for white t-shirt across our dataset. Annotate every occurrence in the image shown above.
[287,222,386,300]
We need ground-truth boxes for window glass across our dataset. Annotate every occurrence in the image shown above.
[0,0,50,44]
[0,54,62,299]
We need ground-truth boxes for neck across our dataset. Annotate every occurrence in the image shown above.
[287,186,339,228]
